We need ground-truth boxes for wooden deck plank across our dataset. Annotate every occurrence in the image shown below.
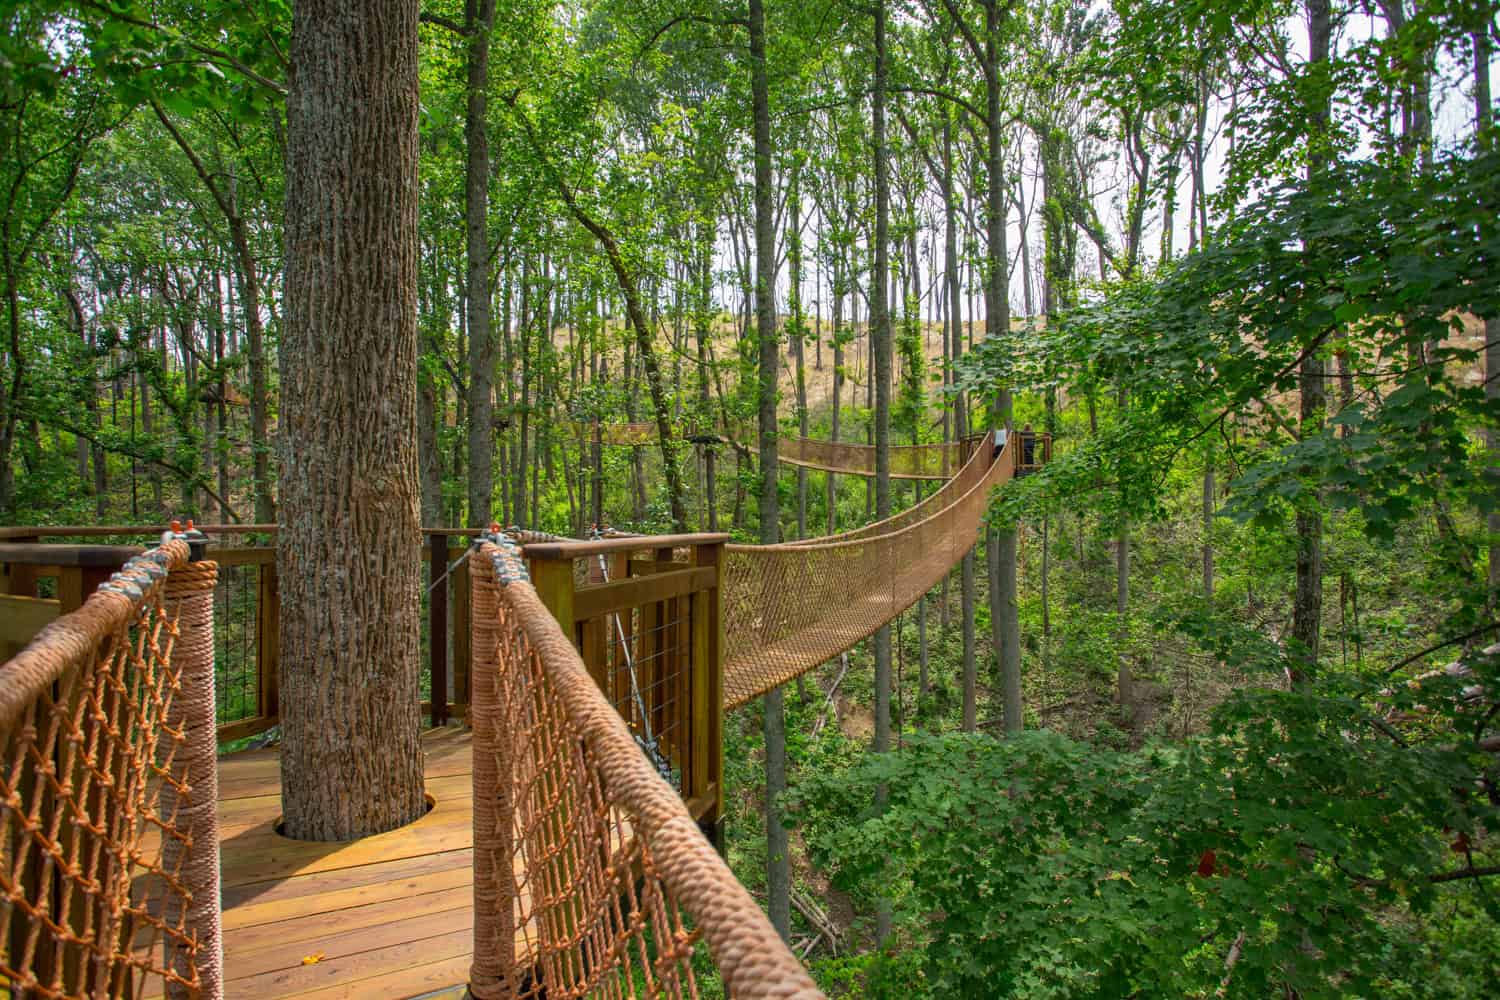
[224,927,473,999]
[224,869,473,938]
[221,849,473,917]
[206,729,480,999]
[225,898,473,980]
[279,954,475,1000]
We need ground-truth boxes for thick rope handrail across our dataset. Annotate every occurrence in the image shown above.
[773,435,978,479]
[782,439,997,547]
[469,534,822,999]
[0,535,222,999]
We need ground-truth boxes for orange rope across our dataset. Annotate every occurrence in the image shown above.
[0,539,223,1000]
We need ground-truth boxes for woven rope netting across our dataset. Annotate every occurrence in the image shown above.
[468,540,820,1000]
[0,540,221,1000]
[564,421,662,447]
[773,436,976,480]
[720,439,1013,709]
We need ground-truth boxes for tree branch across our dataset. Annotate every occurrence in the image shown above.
[79,0,287,95]
[150,101,239,225]
[419,11,465,35]
[888,84,987,127]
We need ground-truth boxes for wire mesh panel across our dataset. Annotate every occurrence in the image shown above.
[213,561,260,724]
[562,421,661,446]
[468,537,820,1000]
[0,539,222,999]
[721,439,1015,709]
[596,599,692,795]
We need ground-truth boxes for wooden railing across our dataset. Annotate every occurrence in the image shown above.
[1,525,482,742]
[524,532,726,847]
[1,527,727,842]
[1014,430,1053,475]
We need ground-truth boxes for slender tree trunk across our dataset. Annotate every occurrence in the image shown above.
[790,172,809,540]
[464,0,497,527]
[749,0,790,944]
[1293,0,1331,683]
[1116,386,1132,722]
[210,272,230,522]
[279,0,426,841]
[871,0,895,944]
[151,105,273,523]
[1203,450,1215,602]
[981,0,1021,735]
[944,111,978,732]
[1476,26,1499,592]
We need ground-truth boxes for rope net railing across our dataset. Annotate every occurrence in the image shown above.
[0,537,221,1000]
[773,436,978,480]
[783,437,998,548]
[564,421,662,447]
[468,536,821,1000]
[720,438,1014,709]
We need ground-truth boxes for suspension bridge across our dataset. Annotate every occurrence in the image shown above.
[0,432,1037,998]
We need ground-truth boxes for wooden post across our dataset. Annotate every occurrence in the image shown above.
[530,556,575,641]
[608,552,630,716]
[3,534,39,597]
[691,541,725,852]
[256,558,280,722]
[450,545,470,719]
[428,533,448,728]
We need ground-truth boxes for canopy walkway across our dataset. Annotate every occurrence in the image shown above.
[0,432,1031,999]
[772,436,974,479]
[720,437,1012,707]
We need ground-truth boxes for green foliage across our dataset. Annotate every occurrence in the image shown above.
[790,658,1500,997]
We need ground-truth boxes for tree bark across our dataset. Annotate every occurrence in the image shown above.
[464,0,497,528]
[1292,0,1331,683]
[1476,25,1498,593]
[749,0,790,945]
[279,0,426,841]
[871,0,895,945]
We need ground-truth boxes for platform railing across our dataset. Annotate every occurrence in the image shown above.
[2,526,480,741]
[466,531,816,999]
[522,532,726,848]
[0,534,224,999]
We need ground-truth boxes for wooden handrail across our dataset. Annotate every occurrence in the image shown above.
[0,525,277,540]
[0,524,493,540]
[2,529,725,818]
[522,532,730,561]
[2,538,468,743]
[0,544,145,566]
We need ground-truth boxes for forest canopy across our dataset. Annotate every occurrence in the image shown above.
[3,0,1499,995]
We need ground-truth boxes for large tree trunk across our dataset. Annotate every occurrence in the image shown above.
[279,0,426,841]
[749,0,790,945]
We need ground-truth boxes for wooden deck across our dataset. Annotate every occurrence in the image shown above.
[211,727,477,999]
